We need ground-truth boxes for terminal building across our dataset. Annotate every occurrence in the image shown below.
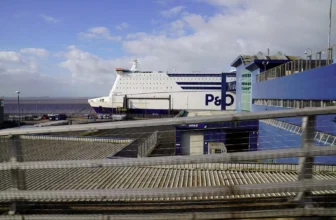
[231,51,336,164]
[175,51,336,164]
[175,73,259,156]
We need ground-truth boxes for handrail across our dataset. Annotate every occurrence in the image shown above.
[1,146,335,170]
[257,44,335,82]
[2,209,336,220]
[0,179,335,201]
[1,106,336,136]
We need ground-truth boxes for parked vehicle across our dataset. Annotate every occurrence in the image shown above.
[49,114,67,121]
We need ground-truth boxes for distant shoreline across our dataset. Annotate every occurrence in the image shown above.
[3,98,91,104]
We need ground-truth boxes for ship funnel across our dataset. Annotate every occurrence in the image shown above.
[130,59,138,71]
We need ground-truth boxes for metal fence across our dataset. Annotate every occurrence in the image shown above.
[137,131,158,157]
[0,106,336,218]
[257,44,335,82]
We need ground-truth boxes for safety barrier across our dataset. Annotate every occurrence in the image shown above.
[137,131,158,157]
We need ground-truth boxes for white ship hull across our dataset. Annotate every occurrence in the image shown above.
[89,60,236,115]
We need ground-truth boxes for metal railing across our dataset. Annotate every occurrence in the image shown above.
[257,44,335,82]
[0,106,336,218]
[137,131,158,157]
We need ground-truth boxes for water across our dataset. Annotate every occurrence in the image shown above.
[4,98,93,115]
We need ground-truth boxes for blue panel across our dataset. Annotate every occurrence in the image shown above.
[221,73,227,110]
[253,64,336,100]
[177,82,221,85]
[181,86,221,90]
[249,131,258,151]
[175,130,181,155]
[259,122,336,164]
[175,120,258,130]
[252,105,336,136]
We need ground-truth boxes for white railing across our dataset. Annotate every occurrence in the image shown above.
[257,44,335,82]
[0,146,335,170]
[1,106,335,136]
[137,131,158,157]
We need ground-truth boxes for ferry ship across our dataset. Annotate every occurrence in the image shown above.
[88,60,236,116]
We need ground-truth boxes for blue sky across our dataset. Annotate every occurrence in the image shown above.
[0,0,334,97]
[0,0,214,58]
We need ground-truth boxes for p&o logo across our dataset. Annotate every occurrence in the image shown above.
[205,94,234,106]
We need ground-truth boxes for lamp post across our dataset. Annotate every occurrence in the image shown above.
[262,61,269,81]
[305,48,312,70]
[15,91,20,128]
[316,51,324,67]
[262,61,269,72]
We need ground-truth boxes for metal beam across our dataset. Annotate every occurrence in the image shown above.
[1,208,336,220]
[0,106,336,136]
[0,146,335,170]
[0,179,335,201]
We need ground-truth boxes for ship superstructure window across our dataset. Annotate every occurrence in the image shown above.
[253,99,336,108]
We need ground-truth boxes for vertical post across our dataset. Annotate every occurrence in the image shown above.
[328,0,332,49]
[296,116,315,208]
[168,95,171,116]
[9,135,26,215]
[17,94,20,128]
[221,73,227,110]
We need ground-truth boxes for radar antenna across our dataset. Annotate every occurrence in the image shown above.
[275,51,288,60]
[256,52,267,60]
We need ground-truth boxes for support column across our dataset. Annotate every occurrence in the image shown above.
[296,116,315,209]
[9,135,26,215]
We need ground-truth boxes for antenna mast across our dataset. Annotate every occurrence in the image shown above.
[328,0,333,48]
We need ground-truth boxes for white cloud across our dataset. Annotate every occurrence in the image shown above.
[0,51,22,63]
[20,48,49,57]
[0,51,40,77]
[58,46,125,83]
[79,26,121,41]
[122,0,336,72]
[0,49,115,97]
[116,22,129,30]
[40,14,59,23]
[161,6,185,18]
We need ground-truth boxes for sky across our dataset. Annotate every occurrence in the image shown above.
[0,0,335,97]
